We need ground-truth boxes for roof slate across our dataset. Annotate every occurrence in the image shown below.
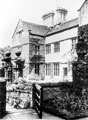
[46,18,79,36]
[22,20,49,36]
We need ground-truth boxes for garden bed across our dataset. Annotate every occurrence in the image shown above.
[42,82,88,119]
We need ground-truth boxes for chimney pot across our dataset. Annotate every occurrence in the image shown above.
[42,11,55,27]
[56,7,68,24]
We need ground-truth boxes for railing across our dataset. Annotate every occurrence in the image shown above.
[32,83,43,119]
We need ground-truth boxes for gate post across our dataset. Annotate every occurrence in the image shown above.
[39,86,43,119]
[32,83,35,109]
[0,81,6,118]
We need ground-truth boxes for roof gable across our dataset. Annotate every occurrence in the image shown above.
[22,21,49,36]
[12,19,23,38]
[12,19,49,38]
[78,0,87,11]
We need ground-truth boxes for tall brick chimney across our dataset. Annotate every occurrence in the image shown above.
[56,7,68,24]
[42,11,55,27]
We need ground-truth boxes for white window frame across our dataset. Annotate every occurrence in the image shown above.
[46,44,51,54]
[54,63,59,76]
[46,63,51,76]
[54,42,60,53]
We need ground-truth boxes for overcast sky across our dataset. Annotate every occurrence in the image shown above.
[0,0,84,48]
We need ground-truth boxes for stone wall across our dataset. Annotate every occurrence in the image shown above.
[7,77,32,109]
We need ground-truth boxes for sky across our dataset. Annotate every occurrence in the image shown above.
[0,0,84,48]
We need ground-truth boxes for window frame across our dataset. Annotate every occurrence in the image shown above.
[46,44,51,54]
[35,64,40,75]
[54,63,59,76]
[46,63,51,76]
[63,67,68,77]
[54,42,60,53]
[35,45,40,54]
[72,38,77,50]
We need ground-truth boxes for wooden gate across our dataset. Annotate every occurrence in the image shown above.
[32,83,43,119]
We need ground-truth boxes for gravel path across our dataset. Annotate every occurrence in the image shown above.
[0,104,63,120]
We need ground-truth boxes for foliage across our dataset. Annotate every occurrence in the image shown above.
[43,86,88,119]
[7,77,32,109]
[0,46,11,61]
[73,60,88,89]
[62,48,78,63]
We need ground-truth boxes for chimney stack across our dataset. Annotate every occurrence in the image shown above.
[56,7,68,24]
[42,11,55,27]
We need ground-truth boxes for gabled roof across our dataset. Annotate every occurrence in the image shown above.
[12,18,79,38]
[12,19,49,38]
[12,19,23,38]
[78,0,87,11]
[22,20,49,36]
[46,18,79,36]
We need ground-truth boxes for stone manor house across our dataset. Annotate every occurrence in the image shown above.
[11,0,88,82]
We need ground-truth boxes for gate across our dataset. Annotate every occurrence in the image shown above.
[32,83,43,119]
[0,81,6,118]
